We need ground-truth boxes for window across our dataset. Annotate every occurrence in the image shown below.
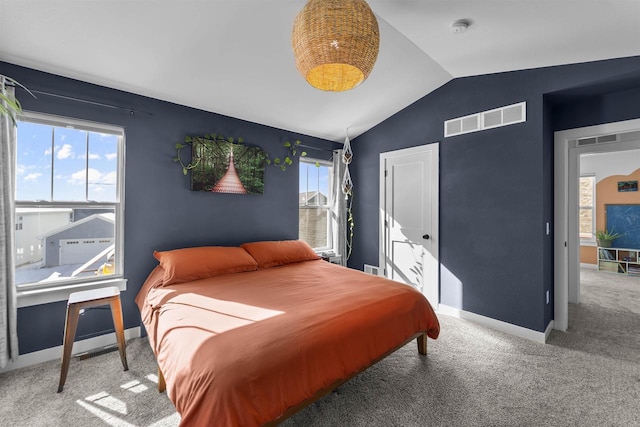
[579,175,595,241]
[14,112,125,303]
[299,158,333,251]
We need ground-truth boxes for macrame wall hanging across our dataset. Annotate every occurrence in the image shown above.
[342,129,354,260]
[341,130,353,196]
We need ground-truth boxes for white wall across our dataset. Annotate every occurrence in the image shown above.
[580,149,640,181]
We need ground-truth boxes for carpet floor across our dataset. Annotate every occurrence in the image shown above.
[1,268,638,426]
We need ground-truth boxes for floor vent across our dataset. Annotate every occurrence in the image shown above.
[444,101,526,138]
[364,264,381,276]
[75,344,118,360]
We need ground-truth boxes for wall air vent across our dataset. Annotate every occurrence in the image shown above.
[444,101,526,138]
[576,133,619,147]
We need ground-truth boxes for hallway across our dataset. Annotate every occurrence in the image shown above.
[548,268,640,364]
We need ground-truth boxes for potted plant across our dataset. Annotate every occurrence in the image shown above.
[595,228,624,248]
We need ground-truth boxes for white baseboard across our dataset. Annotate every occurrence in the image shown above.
[580,263,597,270]
[544,320,555,341]
[0,326,141,374]
[437,305,549,344]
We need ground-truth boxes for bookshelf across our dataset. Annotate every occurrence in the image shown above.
[597,247,640,276]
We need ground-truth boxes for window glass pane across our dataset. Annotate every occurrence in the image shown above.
[16,122,53,201]
[579,176,595,240]
[53,127,87,201]
[88,132,118,202]
[15,114,123,290]
[318,165,330,204]
[299,161,331,206]
[579,208,593,238]
[299,207,329,248]
[299,159,333,250]
[15,207,117,286]
[579,176,594,207]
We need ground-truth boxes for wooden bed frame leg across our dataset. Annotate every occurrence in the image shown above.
[158,365,166,393]
[417,333,428,355]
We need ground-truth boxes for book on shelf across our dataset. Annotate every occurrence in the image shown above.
[627,264,640,274]
[599,248,615,260]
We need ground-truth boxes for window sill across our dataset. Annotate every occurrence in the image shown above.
[17,277,127,308]
[580,240,597,247]
[314,250,343,265]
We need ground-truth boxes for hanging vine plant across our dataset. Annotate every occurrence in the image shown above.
[346,194,354,260]
[265,139,308,171]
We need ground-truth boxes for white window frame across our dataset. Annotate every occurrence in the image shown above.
[15,111,126,307]
[579,174,596,244]
[299,158,334,252]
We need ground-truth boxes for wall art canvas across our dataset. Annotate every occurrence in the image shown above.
[606,204,640,249]
[190,140,267,194]
[618,180,638,192]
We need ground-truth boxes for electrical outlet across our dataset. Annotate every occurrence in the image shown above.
[546,290,550,304]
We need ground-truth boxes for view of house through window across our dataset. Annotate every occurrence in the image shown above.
[299,159,333,251]
[14,113,124,288]
[579,175,595,240]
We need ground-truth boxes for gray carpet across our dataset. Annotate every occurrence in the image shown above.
[1,268,639,426]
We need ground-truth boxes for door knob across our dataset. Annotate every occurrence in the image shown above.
[422,234,430,240]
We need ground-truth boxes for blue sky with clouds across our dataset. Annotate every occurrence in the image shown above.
[16,121,118,202]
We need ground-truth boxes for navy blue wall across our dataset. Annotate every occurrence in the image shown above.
[1,62,338,354]
[5,55,640,353]
[348,56,640,333]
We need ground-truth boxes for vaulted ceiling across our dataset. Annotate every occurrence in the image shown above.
[1,0,639,142]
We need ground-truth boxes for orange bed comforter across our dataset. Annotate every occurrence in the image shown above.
[136,259,439,426]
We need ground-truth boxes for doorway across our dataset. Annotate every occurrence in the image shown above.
[554,118,640,331]
[379,143,439,306]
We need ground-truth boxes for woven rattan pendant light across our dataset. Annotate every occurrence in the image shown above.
[292,0,380,92]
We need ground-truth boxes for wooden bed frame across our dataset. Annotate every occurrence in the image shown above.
[155,331,428,424]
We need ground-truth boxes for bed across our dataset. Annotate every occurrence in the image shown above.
[135,240,439,426]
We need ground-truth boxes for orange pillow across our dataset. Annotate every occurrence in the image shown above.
[240,240,320,269]
[153,246,258,285]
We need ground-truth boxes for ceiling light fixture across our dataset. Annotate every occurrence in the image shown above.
[292,0,380,92]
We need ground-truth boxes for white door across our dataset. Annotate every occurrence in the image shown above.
[380,144,439,306]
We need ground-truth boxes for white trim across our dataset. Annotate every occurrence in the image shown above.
[17,278,127,308]
[438,304,548,344]
[544,320,555,342]
[554,118,640,332]
[580,263,598,269]
[19,110,124,136]
[0,326,140,373]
